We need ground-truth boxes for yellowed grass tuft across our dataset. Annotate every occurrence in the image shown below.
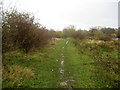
[3,65,34,86]
[87,39,104,44]
[54,38,63,41]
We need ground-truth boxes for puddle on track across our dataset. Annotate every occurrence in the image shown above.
[62,55,64,58]
[66,41,69,44]
[60,68,64,74]
[61,60,64,65]
[60,82,67,86]
[59,80,75,86]
[59,40,75,87]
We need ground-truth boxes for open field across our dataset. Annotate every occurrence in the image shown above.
[3,38,119,88]
[2,2,119,89]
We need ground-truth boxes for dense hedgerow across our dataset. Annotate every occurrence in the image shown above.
[2,10,50,53]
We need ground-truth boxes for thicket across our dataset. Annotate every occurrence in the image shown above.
[89,27,118,41]
[61,25,118,41]
[2,10,50,53]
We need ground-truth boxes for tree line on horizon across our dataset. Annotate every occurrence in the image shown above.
[2,9,119,53]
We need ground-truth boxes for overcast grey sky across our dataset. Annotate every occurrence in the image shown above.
[3,0,119,30]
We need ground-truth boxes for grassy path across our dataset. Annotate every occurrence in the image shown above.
[3,38,103,88]
[61,38,101,88]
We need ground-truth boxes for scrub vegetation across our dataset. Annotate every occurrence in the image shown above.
[2,9,119,88]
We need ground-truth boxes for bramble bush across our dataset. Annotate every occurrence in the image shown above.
[2,9,50,53]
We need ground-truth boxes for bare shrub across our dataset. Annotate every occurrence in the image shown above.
[2,9,50,53]
[73,30,89,40]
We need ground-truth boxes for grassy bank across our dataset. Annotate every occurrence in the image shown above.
[3,39,64,88]
[72,39,119,88]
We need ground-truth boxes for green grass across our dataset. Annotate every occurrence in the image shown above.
[3,40,64,88]
[3,38,119,88]
[72,39,119,88]
[63,39,105,88]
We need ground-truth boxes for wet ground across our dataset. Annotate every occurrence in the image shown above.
[59,40,75,87]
